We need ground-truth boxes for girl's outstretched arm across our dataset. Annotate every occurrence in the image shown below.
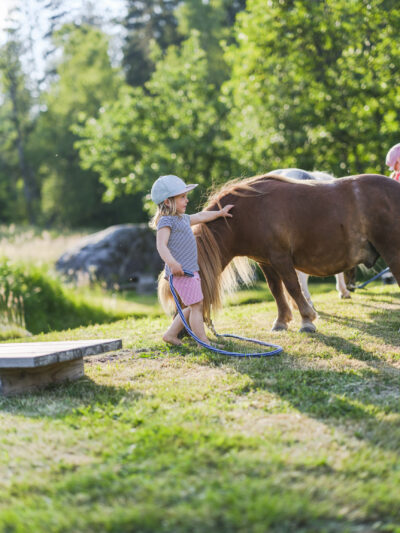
[190,204,234,225]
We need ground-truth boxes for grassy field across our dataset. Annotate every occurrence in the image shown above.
[0,280,399,532]
[0,225,164,339]
[0,225,89,266]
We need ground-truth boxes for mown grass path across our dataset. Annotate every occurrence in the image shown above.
[0,283,399,532]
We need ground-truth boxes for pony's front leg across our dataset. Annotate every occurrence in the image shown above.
[271,256,318,333]
[296,270,313,306]
[335,273,351,299]
[344,268,357,292]
[259,263,293,331]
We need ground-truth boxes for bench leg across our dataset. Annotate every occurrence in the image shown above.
[0,358,84,396]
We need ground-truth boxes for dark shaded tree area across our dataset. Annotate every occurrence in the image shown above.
[0,39,38,224]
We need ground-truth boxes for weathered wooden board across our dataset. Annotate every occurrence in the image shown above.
[0,339,122,395]
[0,358,85,396]
[0,339,122,368]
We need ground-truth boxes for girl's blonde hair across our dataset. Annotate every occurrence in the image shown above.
[149,197,180,229]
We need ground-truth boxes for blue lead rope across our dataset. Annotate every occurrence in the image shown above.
[169,271,283,358]
[357,267,390,289]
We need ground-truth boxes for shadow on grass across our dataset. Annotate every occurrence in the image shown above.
[195,290,400,453]
[0,374,141,419]
[356,286,400,299]
[206,346,400,453]
[317,309,400,349]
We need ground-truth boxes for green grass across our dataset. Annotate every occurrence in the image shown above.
[0,259,159,337]
[75,285,161,318]
[0,282,399,532]
[0,224,90,266]
[0,228,162,339]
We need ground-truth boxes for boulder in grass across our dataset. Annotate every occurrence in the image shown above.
[56,224,163,292]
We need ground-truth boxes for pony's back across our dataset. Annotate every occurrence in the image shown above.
[270,168,335,182]
[310,170,335,181]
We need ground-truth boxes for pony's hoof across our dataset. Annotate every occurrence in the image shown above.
[300,322,316,333]
[340,292,351,299]
[272,322,288,332]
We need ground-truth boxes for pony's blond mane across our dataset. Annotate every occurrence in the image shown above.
[158,223,254,324]
[204,175,267,208]
[204,172,320,208]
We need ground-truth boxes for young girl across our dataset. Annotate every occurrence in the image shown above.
[150,174,234,346]
[385,143,400,181]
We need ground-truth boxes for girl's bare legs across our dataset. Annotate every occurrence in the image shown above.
[163,307,190,346]
[163,300,215,347]
[188,301,209,344]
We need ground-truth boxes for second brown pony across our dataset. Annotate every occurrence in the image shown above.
[159,173,400,333]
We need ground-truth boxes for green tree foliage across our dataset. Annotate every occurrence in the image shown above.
[0,35,39,224]
[3,0,400,229]
[0,97,24,223]
[0,1,54,224]
[176,0,246,87]
[122,0,182,87]
[31,24,130,227]
[76,32,234,211]
[224,0,400,177]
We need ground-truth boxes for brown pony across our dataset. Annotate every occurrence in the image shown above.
[159,173,400,332]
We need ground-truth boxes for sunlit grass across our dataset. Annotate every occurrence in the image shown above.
[0,226,160,338]
[74,285,162,317]
[0,280,399,532]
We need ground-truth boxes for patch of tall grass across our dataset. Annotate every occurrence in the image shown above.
[0,285,31,340]
[0,259,128,337]
[0,224,88,265]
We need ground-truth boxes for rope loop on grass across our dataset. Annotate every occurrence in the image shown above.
[169,271,283,358]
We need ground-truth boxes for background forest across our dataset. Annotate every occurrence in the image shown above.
[1,0,400,229]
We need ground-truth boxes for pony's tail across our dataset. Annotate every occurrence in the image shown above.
[221,257,254,301]
[157,271,176,316]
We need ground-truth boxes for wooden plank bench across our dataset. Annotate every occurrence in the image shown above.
[0,339,122,396]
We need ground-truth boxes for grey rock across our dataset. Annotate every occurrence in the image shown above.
[56,224,163,292]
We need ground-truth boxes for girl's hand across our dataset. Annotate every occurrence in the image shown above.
[220,204,234,218]
[190,205,234,225]
[169,261,184,276]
